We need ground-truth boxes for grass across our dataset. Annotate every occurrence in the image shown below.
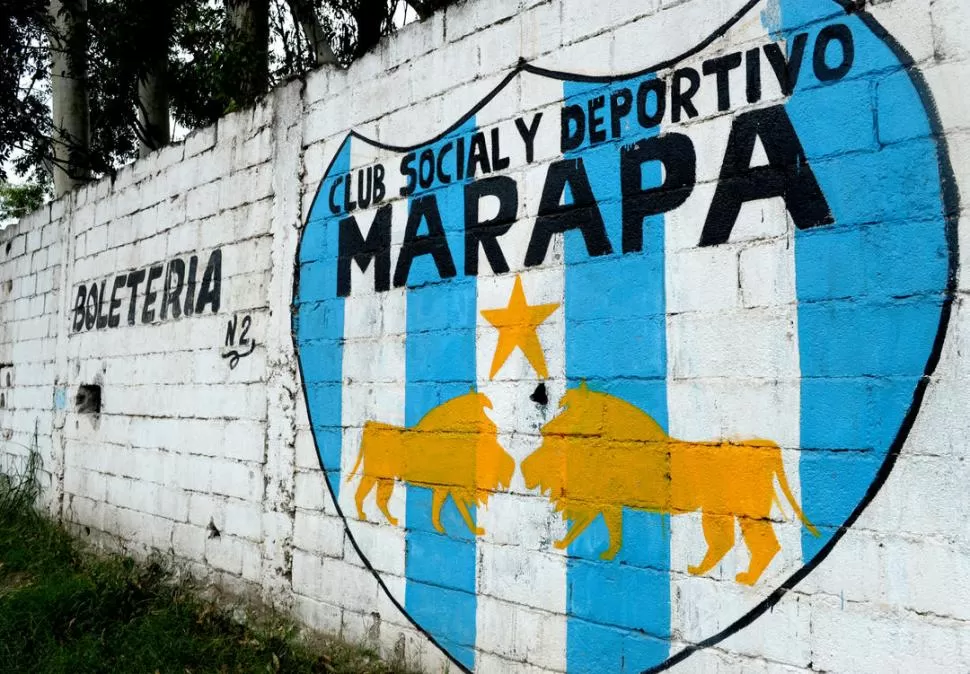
[0,458,416,674]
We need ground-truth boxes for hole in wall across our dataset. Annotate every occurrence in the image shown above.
[4,241,10,255]
[75,384,101,414]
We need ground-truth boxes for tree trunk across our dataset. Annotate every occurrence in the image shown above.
[48,0,91,196]
[225,0,270,105]
[286,0,337,67]
[137,69,170,158]
[136,1,173,158]
[351,2,384,59]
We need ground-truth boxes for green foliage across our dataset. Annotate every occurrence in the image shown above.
[0,181,47,221]
[0,465,419,674]
[1,0,451,184]
[0,0,52,183]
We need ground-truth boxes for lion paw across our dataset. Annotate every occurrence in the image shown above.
[553,539,568,550]
[357,511,369,522]
[386,516,399,526]
[599,548,619,561]
[687,564,706,576]
[735,571,759,586]
[474,527,485,536]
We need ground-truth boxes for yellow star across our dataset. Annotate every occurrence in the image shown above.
[481,275,560,379]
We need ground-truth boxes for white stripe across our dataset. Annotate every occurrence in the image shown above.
[475,104,569,672]
[341,140,410,617]
[663,15,805,646]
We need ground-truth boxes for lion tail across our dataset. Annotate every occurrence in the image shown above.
[773,448,820,538]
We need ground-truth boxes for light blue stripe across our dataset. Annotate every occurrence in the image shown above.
[296,139,351,498]
[776,1,949,559]
[404,119,478,670]
[563,78,670,674]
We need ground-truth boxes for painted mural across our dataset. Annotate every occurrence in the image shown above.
[523,383,819,583]
[293,0,957,671]
[71,249,223,333]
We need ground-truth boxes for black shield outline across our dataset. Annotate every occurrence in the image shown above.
[291,1,961,670]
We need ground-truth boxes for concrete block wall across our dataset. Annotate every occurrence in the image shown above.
[2,0,970,671]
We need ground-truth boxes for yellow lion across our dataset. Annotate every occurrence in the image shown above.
[347,391,515,537]
[521,383,819,585]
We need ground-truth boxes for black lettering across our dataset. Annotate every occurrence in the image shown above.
[588,95,607,144]
[419,148,435,189]
[814,23,854,82]
[373,164,386,203]
[195,249,222,314]
[184,255,199,316]
[701,105,833,246]
[393,195,457,287]
[610,88,633,138]
[637,79,666,129]
[337,205,392,297]
[436,143,454,184]
[343,168,357,212]
[746,47,762,103]
[85,284,99,331]
[95,280,108,329]
[525,158,612,267]
[329,175,342,214]
[240,315,252,343]
[621,134,697,253]
[490,127,510,172]
[357,167,373,209]
[160,260,184,321]
[467,132,491,178]
[456,136,466,180]
[464,176,518,276]
[108,274,127,328]
[141,265,164,324]
[125,269,146,326]
[226,314,238,346]
[702,51,743,112]
[514,113,543,163]
[72,285,86,332]
[764,34,808,96]
[672,67,701,123]
[400,153,417,197]
[561,104,585,152]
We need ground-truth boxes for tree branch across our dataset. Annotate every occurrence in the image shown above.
[285,0,337,67]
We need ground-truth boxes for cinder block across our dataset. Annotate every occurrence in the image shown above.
[209,458,263,501]
[293,510,345,558]
[221,499,263,540]
[292,594,343,634]
[186,180,222,221]
[184,126,217,157]
[291,550,380,613]
[445,0,522,43]
[808,592,970,673]
[294,471,335,512]
[173,522,207,561]
[205,533,246,575]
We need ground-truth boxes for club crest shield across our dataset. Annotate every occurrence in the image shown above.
[293,0,957,671]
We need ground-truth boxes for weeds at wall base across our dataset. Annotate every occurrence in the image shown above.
[0,459,418,674]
